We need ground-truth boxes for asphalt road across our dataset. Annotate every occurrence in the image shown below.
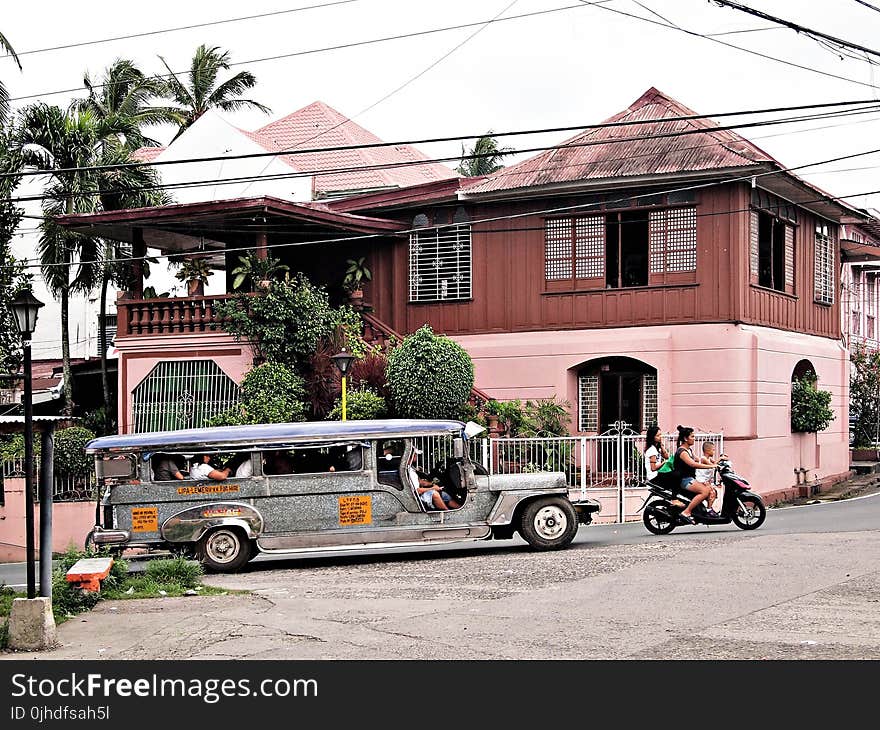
[3,490,879,660]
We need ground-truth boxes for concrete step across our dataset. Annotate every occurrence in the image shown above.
[849,461,880,475]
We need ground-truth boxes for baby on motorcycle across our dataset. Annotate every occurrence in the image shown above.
[674,426,726,524]
[695,441,725,517]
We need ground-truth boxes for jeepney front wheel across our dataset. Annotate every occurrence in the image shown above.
[198,527,253,572]
[518,497,579,551]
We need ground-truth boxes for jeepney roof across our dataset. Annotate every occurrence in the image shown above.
[85,419,466,454]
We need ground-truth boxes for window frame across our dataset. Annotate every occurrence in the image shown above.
[814,223,835,305]
[408,224,472,303]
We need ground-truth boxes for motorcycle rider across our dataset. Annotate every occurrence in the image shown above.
[673,426,714,524]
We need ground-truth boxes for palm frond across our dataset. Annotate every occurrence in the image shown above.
[0,31,22,70]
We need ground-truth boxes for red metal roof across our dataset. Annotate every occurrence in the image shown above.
[130,146,165,163]
[462,87,776,195]
[130,101,456,197]
[254,101,457,195]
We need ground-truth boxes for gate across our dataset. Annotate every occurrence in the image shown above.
[469,421,723,523]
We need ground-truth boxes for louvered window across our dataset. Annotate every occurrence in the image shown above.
[409,225,472,302]
[814,224,834,304]
[649,207,697,273]
[131,360,239,433]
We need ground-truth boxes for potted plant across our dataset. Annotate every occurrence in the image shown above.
[342,257,372,306]
[231,252,289,291]
[174,257,213,296]
[483,399,503,433]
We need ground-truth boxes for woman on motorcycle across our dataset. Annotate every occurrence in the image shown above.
[643,425,669,481]
[673,426,714,524]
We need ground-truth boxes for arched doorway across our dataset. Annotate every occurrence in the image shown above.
[576,356,657,433]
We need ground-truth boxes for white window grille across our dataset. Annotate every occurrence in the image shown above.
[544,215,604,280]
[649,207,697,273]
[814,224,834,304]
[131,360,240,433]
[409,224,472,302]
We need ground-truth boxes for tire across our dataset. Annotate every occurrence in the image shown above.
[732,496,766,530]
[643,501,677,535]
[518,497,579,550]
[198,528,253,572]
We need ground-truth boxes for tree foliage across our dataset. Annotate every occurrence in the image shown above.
[386,325,474,419]
[159,44,271,140]
[456,132,514,177]
[217,274,338,369]
[53,426,97,479]
[850,343,880,446]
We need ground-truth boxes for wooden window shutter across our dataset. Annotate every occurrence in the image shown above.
[784,225,795,294]
[749,210,760,284]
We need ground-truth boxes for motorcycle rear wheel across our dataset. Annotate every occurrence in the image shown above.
[732,496,766,530]
[643,502,677,534]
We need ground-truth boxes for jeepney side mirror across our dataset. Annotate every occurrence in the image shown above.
[453,437,464,460]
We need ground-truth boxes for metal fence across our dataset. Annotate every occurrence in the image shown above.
[0,458,98,502]
[466,422,723,522]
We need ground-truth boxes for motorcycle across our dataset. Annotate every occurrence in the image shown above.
[640,458,766,534]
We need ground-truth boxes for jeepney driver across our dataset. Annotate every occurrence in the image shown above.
[408,448,459,511]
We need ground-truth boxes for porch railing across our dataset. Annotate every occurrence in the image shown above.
[116,294,236,337]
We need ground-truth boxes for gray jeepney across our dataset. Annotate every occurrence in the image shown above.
[86,419,601,572]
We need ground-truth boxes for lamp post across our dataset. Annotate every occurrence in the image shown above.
[11,290,44,600]
[330,349,356,421]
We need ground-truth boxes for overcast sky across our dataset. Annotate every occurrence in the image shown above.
[3,0,880,210]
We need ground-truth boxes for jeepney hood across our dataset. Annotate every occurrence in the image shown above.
[485,471,568,492]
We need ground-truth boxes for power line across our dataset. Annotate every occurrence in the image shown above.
[5,96,877,180]
[853,0,880,14]
[9,144,880,272]
[6,3,596,104]
[581,0,880,91]
[3,1,361,59]
[710,0,880,60]
[9,103,880,206]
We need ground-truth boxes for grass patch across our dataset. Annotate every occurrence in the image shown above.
[0,551,239,650]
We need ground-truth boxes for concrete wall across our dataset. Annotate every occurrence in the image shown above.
[453,322,850,499]
[0,480,94,563]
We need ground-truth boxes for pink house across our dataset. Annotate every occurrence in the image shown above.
[56,88,875,505]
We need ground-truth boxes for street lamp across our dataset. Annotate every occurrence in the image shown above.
[11,290,44,600]
[330,349,356,421]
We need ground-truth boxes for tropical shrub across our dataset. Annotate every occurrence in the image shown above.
[51,426,96,479]
[348,351,389,398]
[522,397,572,437]
[386,325,474,419]
[217,274,336,369]
[327,387,387,421]
[210,362,307,425]
[791,375,834,433]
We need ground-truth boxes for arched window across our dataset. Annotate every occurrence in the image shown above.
[576,356,657,432]
[131,360,240,433]
[792,359,817,385]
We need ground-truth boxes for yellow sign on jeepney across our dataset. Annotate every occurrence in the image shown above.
[131,507,159,533]
[177,484,240,496]
[338,495,372,526]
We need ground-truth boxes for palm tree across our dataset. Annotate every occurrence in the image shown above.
[456,132,514,177]
[11,103,143,414]
[76,58,180,150]
[76,60,176,423]
[0,30,22,124]
[159,44,271,140]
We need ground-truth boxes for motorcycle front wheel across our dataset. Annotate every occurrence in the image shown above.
[732,496,766,530]
[643,501,677,534]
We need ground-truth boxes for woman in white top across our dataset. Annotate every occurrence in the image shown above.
[189,454,231,481]
[643,425,668,481]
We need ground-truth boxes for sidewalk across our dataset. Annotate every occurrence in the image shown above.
[774,468,880,507]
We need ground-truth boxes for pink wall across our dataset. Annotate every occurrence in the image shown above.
[116,331,254,434]
[453,322,850,496]
[0,480,95,563]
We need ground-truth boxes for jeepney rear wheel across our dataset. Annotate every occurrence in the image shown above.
[199,527,253,572]
[518,497,579,551]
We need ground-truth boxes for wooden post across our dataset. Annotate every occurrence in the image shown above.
[131,227,145,299]
[255,230,267,260]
